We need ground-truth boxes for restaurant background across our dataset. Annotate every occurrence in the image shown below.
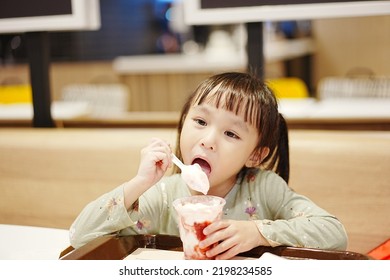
[1,0,389,111]
[0,0,389,260]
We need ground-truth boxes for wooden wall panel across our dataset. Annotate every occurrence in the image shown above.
[312,15,390,92]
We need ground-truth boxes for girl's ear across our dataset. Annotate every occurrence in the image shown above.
[245,147,270,168]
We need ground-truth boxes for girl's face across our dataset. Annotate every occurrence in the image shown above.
[180,102,260,197]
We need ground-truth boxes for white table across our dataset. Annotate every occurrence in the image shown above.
[0,224,70,260]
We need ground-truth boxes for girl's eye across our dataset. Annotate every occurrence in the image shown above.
[194,118,207,126]
[225,131,239,139]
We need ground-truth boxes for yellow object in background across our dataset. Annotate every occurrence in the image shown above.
[266,77,309,99]
[0,85,32,104]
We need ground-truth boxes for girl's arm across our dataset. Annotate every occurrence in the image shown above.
[198,171,348,260]
[69,138,172,248]
[256,173,348,251]
[123,138,172,209]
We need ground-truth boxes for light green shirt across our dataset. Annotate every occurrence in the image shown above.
[69,169,348,250]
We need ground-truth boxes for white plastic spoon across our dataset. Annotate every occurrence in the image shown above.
[171,153,210,195]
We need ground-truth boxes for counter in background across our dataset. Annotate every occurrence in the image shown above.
[113,38,315,74]
[1,98,390,130]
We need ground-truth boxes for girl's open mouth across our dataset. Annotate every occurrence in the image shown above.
[192,158,211,176]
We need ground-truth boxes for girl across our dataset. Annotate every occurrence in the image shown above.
[69,72,348,260]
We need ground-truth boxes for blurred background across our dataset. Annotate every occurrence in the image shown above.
[0,0,389,115]
[1,1,389,259]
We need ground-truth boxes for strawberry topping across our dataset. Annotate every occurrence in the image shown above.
[193,221,211,241]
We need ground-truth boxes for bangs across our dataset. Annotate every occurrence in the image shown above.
[191,79,261,128]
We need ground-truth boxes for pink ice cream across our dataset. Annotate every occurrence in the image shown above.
[173,196,226,260]
[180,163,210,195]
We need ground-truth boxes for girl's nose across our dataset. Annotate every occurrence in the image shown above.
[200,131,216,151]
[201,142,215,151]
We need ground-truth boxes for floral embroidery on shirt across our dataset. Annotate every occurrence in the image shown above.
[246,169,257,183]
[261,220,272,226]
[290,207,308,218]
[244,198,259,219]
[136,218,151,231]
[100,196,123,220]
[245,206,257,216]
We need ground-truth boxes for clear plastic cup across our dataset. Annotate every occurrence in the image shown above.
[173,195,226,260]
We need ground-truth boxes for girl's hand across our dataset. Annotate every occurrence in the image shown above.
[198,220,269,260]
[135,138,172,188]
